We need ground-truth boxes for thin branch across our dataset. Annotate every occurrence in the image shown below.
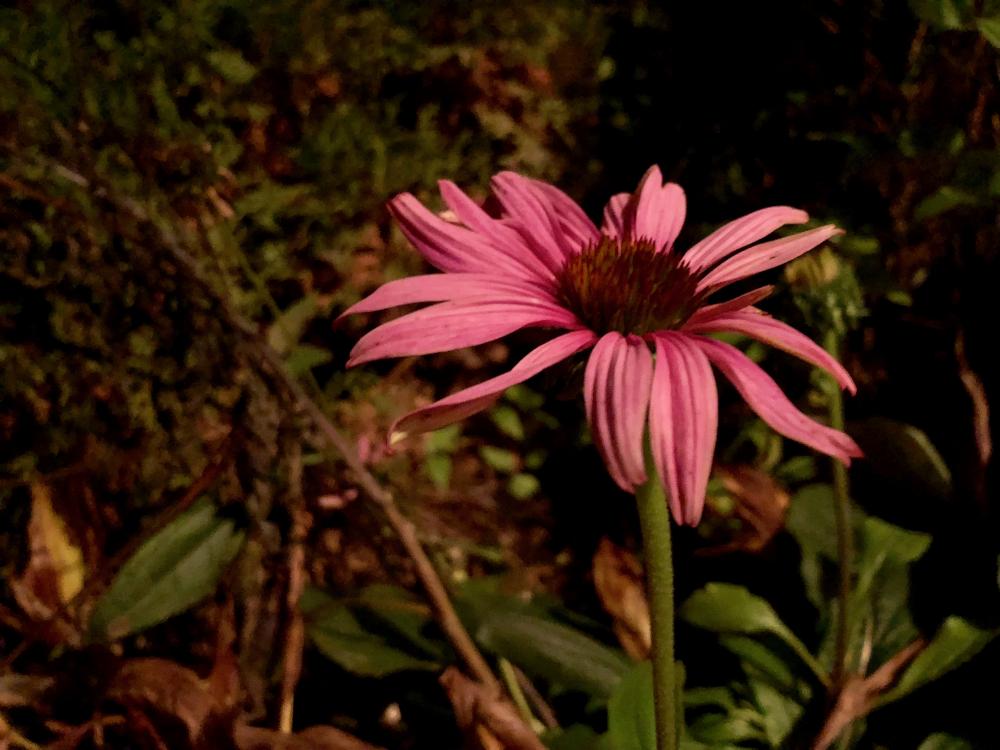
[279,441,308,734]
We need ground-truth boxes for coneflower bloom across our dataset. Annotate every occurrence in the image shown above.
[342,167,861,525]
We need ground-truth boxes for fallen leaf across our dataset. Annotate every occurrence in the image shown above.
[107,659,216,744]
[9,483,85,644]
[592,538,651,660]
[0,673,54,708]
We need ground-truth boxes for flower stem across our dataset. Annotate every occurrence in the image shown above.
[635,474,677,750]
[824,329,854,687]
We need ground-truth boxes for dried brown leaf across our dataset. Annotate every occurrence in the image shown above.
[440,667,545,750]
[592,538,650,660]
[107,659,215,744]
[702,466,790,555]
[9,484,85,645]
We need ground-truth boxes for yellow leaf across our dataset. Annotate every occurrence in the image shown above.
[28,483,84,604]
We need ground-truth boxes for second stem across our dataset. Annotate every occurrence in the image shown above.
[825,329,854,686]
[636,474,677,750]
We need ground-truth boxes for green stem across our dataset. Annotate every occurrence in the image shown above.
[824,329,854,687]
[499,658,540,733]
[636,474,677,750]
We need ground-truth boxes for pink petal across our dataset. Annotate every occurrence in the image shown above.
[529,178,600,250]
[438,180,556,283]
[338,273,558,318]
[602,192,630,238]
[695,337,863,464]
[390,329,598,439]
[682,206,811,272]
[684,308,857,394]
[390,193,533,278]
[685,286,775,326]
[347,297,581,366]
[490,172,574,272]
[696,225,843,294]
[584,333,653,493]
[623,166,687,251]
[649,333,719,526]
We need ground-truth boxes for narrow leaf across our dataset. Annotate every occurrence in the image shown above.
[607,661,656,750]
[880,617,998,704]
[476,610,629,698]
[89,500,244,640]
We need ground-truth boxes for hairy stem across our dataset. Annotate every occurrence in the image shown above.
[636,474,677,750]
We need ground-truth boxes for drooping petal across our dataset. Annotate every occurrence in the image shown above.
[602,192,630,238]
[347,297,581,366]
[649,333,718,526]
[685,286,775,326]
[389,193,528,276]
[622,166,686,251]
[437,180,556,283]
[339,273,557,318]
[696,225,843,294]
[391,329,598,439]
[490,172,574,272]
[695,337,863,464]
[584,333,653,493]
[684,308,857,394]
[682,206,811,272]
[529,178,600,250]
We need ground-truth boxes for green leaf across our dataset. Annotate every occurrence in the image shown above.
[687,710,767,745]
[286,344,332,376]
[267,295,320,355]
[476,610,629,698]
[479,445,519,474]
[424,453,452,490]
[88,500,245,640]
[880,617,998,704]
[681,584,826,684]
[786,484,843,562]
[607,661,655,750]
[914,185,979,221]
[206,48,257,84]
[717,635,806,698]
[908,0,975,29]
[301,587,439,677]
[544,724,604,750]
[356,583,451,661]
[749,679,805,746]
[977,15,1000,46]
[684,687,736,711]
[426,423,461,453]
[681,584,795,639]
[917,733,974,750]
[507,472,540,499]
[490,405,525,440]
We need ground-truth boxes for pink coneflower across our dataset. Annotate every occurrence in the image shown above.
[342,166,861,525]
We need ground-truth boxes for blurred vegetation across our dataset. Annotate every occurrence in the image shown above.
[1,1,999,748]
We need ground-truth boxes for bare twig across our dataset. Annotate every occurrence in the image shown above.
[512,664,558,731]
[279,442,308,734]
[956,330,992,509]
[812,639,925,750]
